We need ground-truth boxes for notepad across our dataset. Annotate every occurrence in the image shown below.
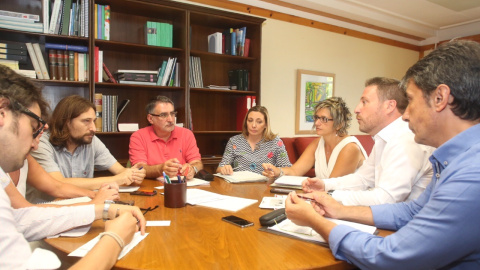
[266,218,377,244]
[272,176,308,188]
[214,171,267,183]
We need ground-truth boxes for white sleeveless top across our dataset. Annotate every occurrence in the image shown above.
[314,136,367,179]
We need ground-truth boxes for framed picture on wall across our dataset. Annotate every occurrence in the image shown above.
[295,69,335,135]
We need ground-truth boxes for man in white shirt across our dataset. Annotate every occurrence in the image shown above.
[303,77,433,205]
[0,65,145,269]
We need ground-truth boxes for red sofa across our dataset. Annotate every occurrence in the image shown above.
[280,135,374,177]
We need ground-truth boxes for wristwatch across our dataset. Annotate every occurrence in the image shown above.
[192,165,198,174]
[103,200,115,221]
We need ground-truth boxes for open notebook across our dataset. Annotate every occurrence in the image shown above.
[214,171,267,183]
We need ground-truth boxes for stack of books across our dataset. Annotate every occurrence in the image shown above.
[0,9,43,33]
[45,43,88,81]
[115,70,158,85]
[208,27,250,57]
[25,42,50,80]
[189,56,203,88]
[48,0,89,37]
[0,40,28,64]
[145,21,173,47]
[94,4,110,40]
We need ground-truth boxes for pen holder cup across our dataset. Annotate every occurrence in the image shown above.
[164,181,187,208]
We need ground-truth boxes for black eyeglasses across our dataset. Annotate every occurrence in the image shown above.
[313,115,334,123]
[20,107,47,139]
[150,111,177,119]
[140,205,159,215]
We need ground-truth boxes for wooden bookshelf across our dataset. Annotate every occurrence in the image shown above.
[1,0,265,163]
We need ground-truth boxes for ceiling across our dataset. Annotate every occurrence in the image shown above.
[228,0,480,46]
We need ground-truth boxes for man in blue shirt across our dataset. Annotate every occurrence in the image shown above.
[285,40,480,269]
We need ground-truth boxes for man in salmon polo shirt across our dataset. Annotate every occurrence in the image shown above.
[129,95,203,179]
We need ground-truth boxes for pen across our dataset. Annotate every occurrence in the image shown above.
[177,175,182,182]
[138,166,143,170]
[297,194,321,206]
[162,172,171,184]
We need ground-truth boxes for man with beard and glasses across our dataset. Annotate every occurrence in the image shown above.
[31,95,145,203]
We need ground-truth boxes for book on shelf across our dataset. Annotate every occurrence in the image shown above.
[25,43,42,79]
[0,9,40,22]
[14,69,36,78]
[244,38,251,57]
[103,63,117,83]
[42,0,49,33]
[32,43,50,79]
[236,95,254,130]
[208,32,222,54]
[117,73,157,82]
[45,43,88,53]
[100,94,118,132]
[104,5,110,40]
[0,41,27,50]
[60,0,73,35]
[156,60,168,85]
[0,59,19,70]
[116,69,158,74]
[94,93,102,132]
[145,21,157,46]
[0,20,43,33]
[74,52,78,81]
[156,22,173,47]
[48,49,57,80]
[0,48,27,56]
[56,50,64,80]
[0,53,27,63]
[118,80,157,86]
[68,51,75,81]
[49,0,62,34]
[161,57,176,86]
[94,47,99,82]
[206,85,230,90]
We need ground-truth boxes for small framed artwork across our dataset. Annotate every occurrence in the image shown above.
[295,69,335,134]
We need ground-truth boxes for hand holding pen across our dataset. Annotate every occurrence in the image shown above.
[131,163,146,184]
[163,158,182,178]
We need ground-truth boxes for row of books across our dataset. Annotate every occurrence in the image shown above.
[110,57,179,87]
[207,27,250,57]
[48,0,89,37]
[0,9,43,33]
[94,94,130,132]
[189,56,204,88]
[94,4,110,40]
[228,69,249,91]
[145,21,172,47]
[48,49,88,81]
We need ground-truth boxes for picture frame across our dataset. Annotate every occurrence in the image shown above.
[295,69,335,134]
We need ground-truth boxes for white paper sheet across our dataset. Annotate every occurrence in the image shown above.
[186,189,257,212]
[68,232,148,259]
[147,220,171,226]
[259,195,287,209]
[154,178,210,189]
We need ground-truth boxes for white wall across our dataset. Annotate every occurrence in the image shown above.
[261,19,420,137]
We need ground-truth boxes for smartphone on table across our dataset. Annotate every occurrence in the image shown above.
[130,190,157,196]
[222,215,254,228]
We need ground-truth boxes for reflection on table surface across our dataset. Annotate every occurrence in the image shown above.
[44,177,393,270]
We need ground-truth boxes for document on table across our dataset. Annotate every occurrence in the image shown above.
[43,196,92,205]
[154,178,210,189]
[214,171,268,183]
[272,176,308,188]
[259,195,287,209]
[266,218,376,244]
[119,186,140,192]
[186,189,257,212]
[69,231,148,259]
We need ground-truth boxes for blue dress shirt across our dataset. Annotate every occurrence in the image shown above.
[328,124,480,269]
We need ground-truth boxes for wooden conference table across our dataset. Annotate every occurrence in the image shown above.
[44,177,392,269]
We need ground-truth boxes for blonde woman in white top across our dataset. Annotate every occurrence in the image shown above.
[263,97,367,179]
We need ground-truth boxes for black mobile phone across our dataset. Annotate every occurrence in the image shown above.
[270,188,294,194]
[130,190,157,196]
[222,215,254,228]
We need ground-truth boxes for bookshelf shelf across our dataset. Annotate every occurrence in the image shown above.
[4,0,264,162]
[191,88,256,94]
